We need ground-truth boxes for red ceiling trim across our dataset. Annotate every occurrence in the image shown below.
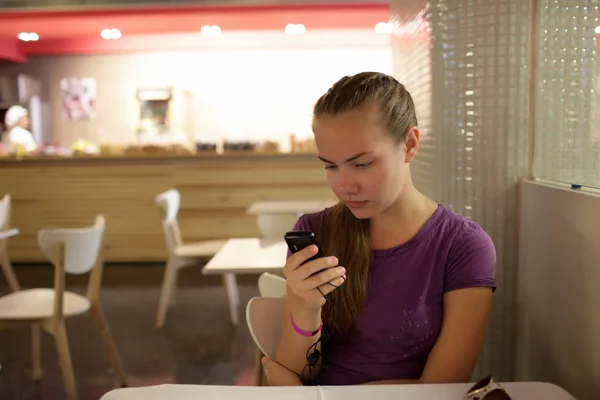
[0,5,390,40]
[0,3,389,19]
[0,38,26,63]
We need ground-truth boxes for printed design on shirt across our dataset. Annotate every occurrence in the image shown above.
[388,296,438,360]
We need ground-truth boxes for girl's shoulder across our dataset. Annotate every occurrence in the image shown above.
[292,205,336,234]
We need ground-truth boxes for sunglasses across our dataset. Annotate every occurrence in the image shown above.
[464,376,512,400]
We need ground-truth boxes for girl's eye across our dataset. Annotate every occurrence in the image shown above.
[355,162,372,169]
[324,165,337,170]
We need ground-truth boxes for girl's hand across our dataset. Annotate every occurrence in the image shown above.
[262,357,303,386]
[283,245,346,311]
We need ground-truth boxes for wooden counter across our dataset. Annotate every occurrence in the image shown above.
[0,153,333,262]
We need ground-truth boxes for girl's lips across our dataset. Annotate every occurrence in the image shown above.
[344,201,368,209]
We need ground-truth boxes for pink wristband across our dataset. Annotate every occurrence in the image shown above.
[291,314,322,337]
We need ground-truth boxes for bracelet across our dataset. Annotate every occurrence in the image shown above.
[291,314,322,337]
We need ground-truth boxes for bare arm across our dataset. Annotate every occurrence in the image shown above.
[274,245,345,382]
[363,287,493,385]
[275,292,323,380]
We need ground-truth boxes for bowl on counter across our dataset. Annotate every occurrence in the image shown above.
[195,142,217,152]
[223,141,256,151]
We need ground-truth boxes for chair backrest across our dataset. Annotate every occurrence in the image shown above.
[257,214,299,239]
[246,296,285,359]
[0,194,10,231]
[38,215,105,275]
[258,272,287,298]
[155,189,183,254]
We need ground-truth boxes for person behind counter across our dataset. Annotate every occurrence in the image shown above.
[2,105,38,153]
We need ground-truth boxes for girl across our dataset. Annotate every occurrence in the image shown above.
[262,72,497,386]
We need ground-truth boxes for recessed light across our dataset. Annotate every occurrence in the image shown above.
[285,24,306,35]
[374,22,392,34]
[595,25,600,34]
[101,28,121,40]
[17,32,39,42]
[201,25,222,36]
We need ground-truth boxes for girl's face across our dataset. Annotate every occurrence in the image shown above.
[313,106,419,219]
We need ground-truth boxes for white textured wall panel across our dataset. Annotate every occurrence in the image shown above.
[392,0,533,381]
[533,1,599,187]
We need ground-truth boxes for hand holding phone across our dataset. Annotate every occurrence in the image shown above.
[283,230,346,311]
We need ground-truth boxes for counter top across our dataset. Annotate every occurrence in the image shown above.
[0,151,317,164]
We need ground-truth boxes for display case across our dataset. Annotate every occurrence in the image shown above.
[132,86,193,155]
[136,87,172,136]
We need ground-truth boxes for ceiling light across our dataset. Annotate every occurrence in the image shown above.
[595,25,600,34]
[285,24,306,35]
[374,22,393,34]
[17,32,39,42]
[201,25,222,36]
[101,29,121,40]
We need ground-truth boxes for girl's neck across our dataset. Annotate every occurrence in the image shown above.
[369,182,438,249]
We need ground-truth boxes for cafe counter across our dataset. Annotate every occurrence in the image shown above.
[0,152,331,262]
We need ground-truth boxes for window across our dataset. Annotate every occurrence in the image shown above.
[532,2,600,188]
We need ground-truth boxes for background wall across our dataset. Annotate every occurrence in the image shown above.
[390,14,432,198]
[516,180,600,400]
[0,29,392,149]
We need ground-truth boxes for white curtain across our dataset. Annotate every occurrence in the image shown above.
[391,0,533,381]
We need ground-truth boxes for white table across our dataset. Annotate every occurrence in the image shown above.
[100,382,575,400]
[246,200,337,216]
[202,238,287,275]
[0,229,19,240]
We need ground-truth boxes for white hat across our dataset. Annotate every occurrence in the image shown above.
[4,105,28,128]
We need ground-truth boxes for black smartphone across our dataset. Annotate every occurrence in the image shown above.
[284,231,344,287]
[284,230,325,267]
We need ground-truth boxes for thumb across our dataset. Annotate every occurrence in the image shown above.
[261,357,274,372]
[261,357,274,383]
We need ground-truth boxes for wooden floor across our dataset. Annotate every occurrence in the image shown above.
[0,265,261,400]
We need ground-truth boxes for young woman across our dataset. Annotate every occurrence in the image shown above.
[261,72,497,386]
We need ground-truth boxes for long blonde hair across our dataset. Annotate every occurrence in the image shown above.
[313,72,418,335]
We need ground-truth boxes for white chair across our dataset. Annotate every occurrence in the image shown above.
[258,272,287,298]
[248,272,287,385]
[0,194,20,292]
[155,189,236,327]
[246,296,286,360]
[0,215,127,400]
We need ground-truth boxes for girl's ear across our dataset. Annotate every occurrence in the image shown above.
[404,127,420,163]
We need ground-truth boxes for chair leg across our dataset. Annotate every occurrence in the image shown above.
[222,273,239,326]
[89,302,128,387]
[254,348,264,386]
[168,272,179,308]
[0,251,20,292]
[31,323,42,381]
[156,261,179,328]
[232,273,240,306]
[54,320,78,400]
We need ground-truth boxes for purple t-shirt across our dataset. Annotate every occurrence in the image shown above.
[289,204,496,385]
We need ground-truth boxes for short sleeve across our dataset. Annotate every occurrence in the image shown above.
[444,223,497,293]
